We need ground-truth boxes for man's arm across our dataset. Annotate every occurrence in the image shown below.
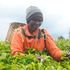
[11,29,24,56]
[44,30,62,61]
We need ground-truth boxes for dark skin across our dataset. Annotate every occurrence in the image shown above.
[28,20,42,34]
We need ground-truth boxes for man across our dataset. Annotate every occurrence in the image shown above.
[11,6,70,61]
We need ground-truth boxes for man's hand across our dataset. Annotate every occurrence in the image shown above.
[66,52,70,59]
[36,55,46,62]
[13,52,25,57]
[61,51,70,60]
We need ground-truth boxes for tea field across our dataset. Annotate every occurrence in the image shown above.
[0,39,70,70]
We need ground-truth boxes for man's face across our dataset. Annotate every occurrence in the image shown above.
[28,20,42,33]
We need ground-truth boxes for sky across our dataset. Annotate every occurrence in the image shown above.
[0,0,70,40]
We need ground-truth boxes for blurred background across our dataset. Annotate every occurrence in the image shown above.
[0,0,70,40]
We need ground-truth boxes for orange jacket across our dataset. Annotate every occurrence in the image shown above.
[11,24,62,61]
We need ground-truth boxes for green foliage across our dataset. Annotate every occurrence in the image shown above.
[0,40,70,70]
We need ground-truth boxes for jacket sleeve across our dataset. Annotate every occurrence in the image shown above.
[10,29,24,55]
[44,30,62,61]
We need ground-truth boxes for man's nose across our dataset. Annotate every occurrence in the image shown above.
[36,22,41,26]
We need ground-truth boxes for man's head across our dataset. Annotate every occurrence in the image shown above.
[26,6,43,33]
